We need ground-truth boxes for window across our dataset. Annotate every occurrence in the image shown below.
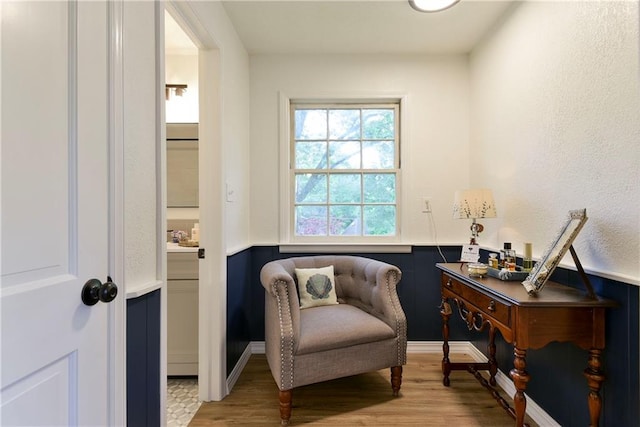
[290,102,400,239]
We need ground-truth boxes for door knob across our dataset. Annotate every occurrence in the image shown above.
[82,276,118,306]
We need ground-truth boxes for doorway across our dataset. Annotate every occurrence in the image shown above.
[162,2,228,421]
[164,10,201,426]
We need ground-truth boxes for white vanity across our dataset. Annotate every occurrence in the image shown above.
[167,242,198,376]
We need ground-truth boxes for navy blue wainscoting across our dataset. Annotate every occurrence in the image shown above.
[226,248,253,376]
[126,289,161,427]
[226,246,639,427]
[230,245,466,350]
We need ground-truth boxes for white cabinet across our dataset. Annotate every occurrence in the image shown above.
[167,251,198,376]
[167,123,198,208]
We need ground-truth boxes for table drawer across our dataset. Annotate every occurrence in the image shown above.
[442,274,511,325]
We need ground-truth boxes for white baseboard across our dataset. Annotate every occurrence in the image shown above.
[407,340,475,354]
[251,341,265,354]
[226,343,253,393]
[230,340,559,427]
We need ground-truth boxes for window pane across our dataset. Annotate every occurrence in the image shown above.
[363,140,394,169]
[296,141,327,169]
[329,141,360,169]
[329,205,361,236]
[295,174,327,203]
[329,174,361,203]
[329,109,360,140]
[295,109,327,140]
[291,103,398,240]
[362,109,394,139]
[295,206,327,236]
[363,173,395,203]
[364,205,396,236]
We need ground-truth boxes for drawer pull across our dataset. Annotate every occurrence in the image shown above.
[487,300,496,312]
[446,279,453,288]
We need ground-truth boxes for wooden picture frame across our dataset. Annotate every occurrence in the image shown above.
[522,209,588,295]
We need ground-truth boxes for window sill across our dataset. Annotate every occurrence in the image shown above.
[278,243,412,254]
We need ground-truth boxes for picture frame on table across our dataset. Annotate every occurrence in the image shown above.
[522,209,588,295]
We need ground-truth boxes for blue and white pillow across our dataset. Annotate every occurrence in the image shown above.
[294,265,338,309]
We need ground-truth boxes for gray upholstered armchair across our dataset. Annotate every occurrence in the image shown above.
[260,255,407,425]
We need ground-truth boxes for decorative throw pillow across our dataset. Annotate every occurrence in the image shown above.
[295,265,338,309]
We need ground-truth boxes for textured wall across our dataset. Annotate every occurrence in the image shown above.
[470,1,640,283]
[249,54,473,245]
[124,1,159,291]
[247,3,640,284]
[189,1,252,255]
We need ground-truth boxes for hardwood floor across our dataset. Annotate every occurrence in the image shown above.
[189,353,538,426]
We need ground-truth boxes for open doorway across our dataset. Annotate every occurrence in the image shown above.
[164,10,201,426]
[161,2,228,422]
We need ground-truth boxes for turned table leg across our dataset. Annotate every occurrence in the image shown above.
[488,327,498,386]
[440,298,452,386]
[509,347,530,427]
[584,348,605,427]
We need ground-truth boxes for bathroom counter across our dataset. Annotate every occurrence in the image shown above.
[166,242,198,253]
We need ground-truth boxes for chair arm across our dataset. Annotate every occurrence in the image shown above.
[260,260,293,295]
[260,260,301,390]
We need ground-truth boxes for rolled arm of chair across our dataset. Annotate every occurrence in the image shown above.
[261,261,295,296]
[260,260,301,390]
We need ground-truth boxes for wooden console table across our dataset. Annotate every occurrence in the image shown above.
[437,263,615,427]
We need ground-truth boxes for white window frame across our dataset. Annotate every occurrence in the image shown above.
[278,92,408,251]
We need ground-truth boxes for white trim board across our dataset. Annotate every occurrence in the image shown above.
[228,341,559,427]
[226,344,253,393]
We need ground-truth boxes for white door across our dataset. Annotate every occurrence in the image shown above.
[1,1,117,425]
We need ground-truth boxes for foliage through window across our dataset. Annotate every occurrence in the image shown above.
[291,103,399,238]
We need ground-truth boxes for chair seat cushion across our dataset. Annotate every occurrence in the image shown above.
[297,304,395,355]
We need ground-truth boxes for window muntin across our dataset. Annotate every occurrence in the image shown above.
[291,103,399,238]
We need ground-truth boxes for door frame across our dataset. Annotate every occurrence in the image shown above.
[163,0,228,403]
[108,1,127,425]
[154,1,169,424]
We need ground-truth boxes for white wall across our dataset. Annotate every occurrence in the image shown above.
[248,2,640,284]
[174,1,251,254]
[249,54,474,246]
[123,1,159,292]
[470,1,640,283]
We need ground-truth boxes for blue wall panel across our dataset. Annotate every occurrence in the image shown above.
[126,289,161,427]
[226,248,252,376]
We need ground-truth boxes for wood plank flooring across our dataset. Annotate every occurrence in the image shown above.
[189,353,538,426]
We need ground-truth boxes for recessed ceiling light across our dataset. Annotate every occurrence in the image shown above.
[409,0,461,13]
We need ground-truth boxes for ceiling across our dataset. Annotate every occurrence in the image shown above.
[165,0,516,55]
[165,10,198,55]
[219,0,516,55]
